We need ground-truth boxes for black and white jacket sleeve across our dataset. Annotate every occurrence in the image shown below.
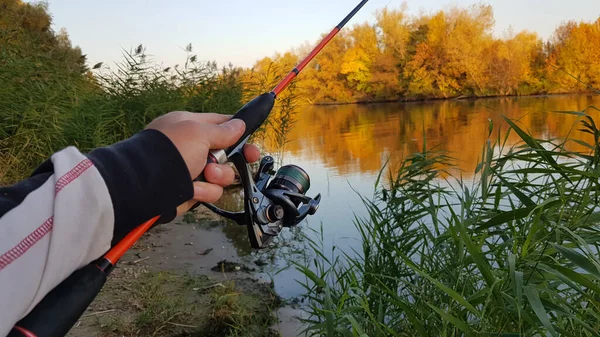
[0,129,194,336]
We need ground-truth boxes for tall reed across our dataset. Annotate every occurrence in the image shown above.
[295,106,600,336]
[1,43,244,185]
[65,44,244,152]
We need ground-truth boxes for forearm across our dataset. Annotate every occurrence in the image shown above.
[0,147,113,336]
[0,129,193,335]
[86,129,195,245]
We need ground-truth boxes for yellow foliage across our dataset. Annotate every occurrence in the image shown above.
[242,3,599,103]
[548,18,600,92]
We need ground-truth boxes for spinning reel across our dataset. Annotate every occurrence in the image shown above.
[201,150,321,249]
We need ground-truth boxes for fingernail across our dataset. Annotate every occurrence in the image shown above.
[213,166,223,179]
[194,185,204,198]
[223,118,245,132]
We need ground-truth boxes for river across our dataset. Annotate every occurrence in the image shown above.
[208,93,600,301]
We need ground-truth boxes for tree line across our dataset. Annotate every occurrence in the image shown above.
[245,3,600,103]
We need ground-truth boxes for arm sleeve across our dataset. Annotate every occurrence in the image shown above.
[0,128,194,336]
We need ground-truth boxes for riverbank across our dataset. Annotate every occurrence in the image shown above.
[309,91,598,107]
[66,205,306,337]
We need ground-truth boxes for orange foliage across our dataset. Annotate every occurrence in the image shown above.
[243,3,599,103]
[547,18,600,92]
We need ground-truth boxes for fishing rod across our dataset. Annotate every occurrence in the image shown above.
[8,1,369,337]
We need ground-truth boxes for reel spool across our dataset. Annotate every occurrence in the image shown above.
[202,151,321,249]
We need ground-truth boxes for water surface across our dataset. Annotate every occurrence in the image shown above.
[211,94,600,299]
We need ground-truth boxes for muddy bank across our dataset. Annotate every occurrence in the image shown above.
[66,205,307,337]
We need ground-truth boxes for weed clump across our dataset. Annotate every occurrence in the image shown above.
[201,279,281,337]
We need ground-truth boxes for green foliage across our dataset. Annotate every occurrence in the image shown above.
[296,106,600,336]
[66,44,244,152]
[1,0,87,183]
[0,1,244,184]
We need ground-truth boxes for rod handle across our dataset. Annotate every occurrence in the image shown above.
[8,263,108,337]
[224,92,275,156]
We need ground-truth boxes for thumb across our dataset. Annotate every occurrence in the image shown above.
[201,118,246,150]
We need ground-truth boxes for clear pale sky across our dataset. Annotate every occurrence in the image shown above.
[35,0,600,69]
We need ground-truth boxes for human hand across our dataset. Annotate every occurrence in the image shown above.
[145,111,260,215]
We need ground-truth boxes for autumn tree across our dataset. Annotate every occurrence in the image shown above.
[403,11,462,98]
[487,30,544,95]
[340,22,379,97]
[268,3,598,103]
[370,6,411,99]
[547,18,600,92]
[300,31,353,103]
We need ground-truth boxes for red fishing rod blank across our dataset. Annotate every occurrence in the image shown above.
[271,0,368,96]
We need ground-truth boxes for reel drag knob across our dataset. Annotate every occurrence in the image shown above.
[268,205,285,221]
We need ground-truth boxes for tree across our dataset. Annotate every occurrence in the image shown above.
[341,23,379,96]
[300,31,353,103]
[404,11,462,98]
[547,18,600,92]
[487,30,543,95]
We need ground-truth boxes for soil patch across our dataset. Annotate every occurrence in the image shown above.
[66,205,294,337]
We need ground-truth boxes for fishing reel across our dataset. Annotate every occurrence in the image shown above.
[201,150,321,249]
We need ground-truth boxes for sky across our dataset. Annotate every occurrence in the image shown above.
[35,0,600,70]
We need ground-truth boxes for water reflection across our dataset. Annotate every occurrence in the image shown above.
[278,94,600,177]
[208,187,251,255]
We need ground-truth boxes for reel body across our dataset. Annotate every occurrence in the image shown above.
[202,151,321,248]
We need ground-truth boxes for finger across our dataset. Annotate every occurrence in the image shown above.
[243,144,261,163]
[203,162,236,187]
[192,181,224,203]
[151,112,233,126]
[192,112,233,124]
[176,200,196,216]
[199,118,246,150]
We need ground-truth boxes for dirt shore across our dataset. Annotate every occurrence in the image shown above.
[66,205,307,337]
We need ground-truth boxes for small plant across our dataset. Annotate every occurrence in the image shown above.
[204,279,281,337]
[183,212,197,224]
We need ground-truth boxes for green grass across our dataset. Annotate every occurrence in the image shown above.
[204,279,281,337]
[295,106,600,336]
[72,269,280,337]
[1,42,244,185]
